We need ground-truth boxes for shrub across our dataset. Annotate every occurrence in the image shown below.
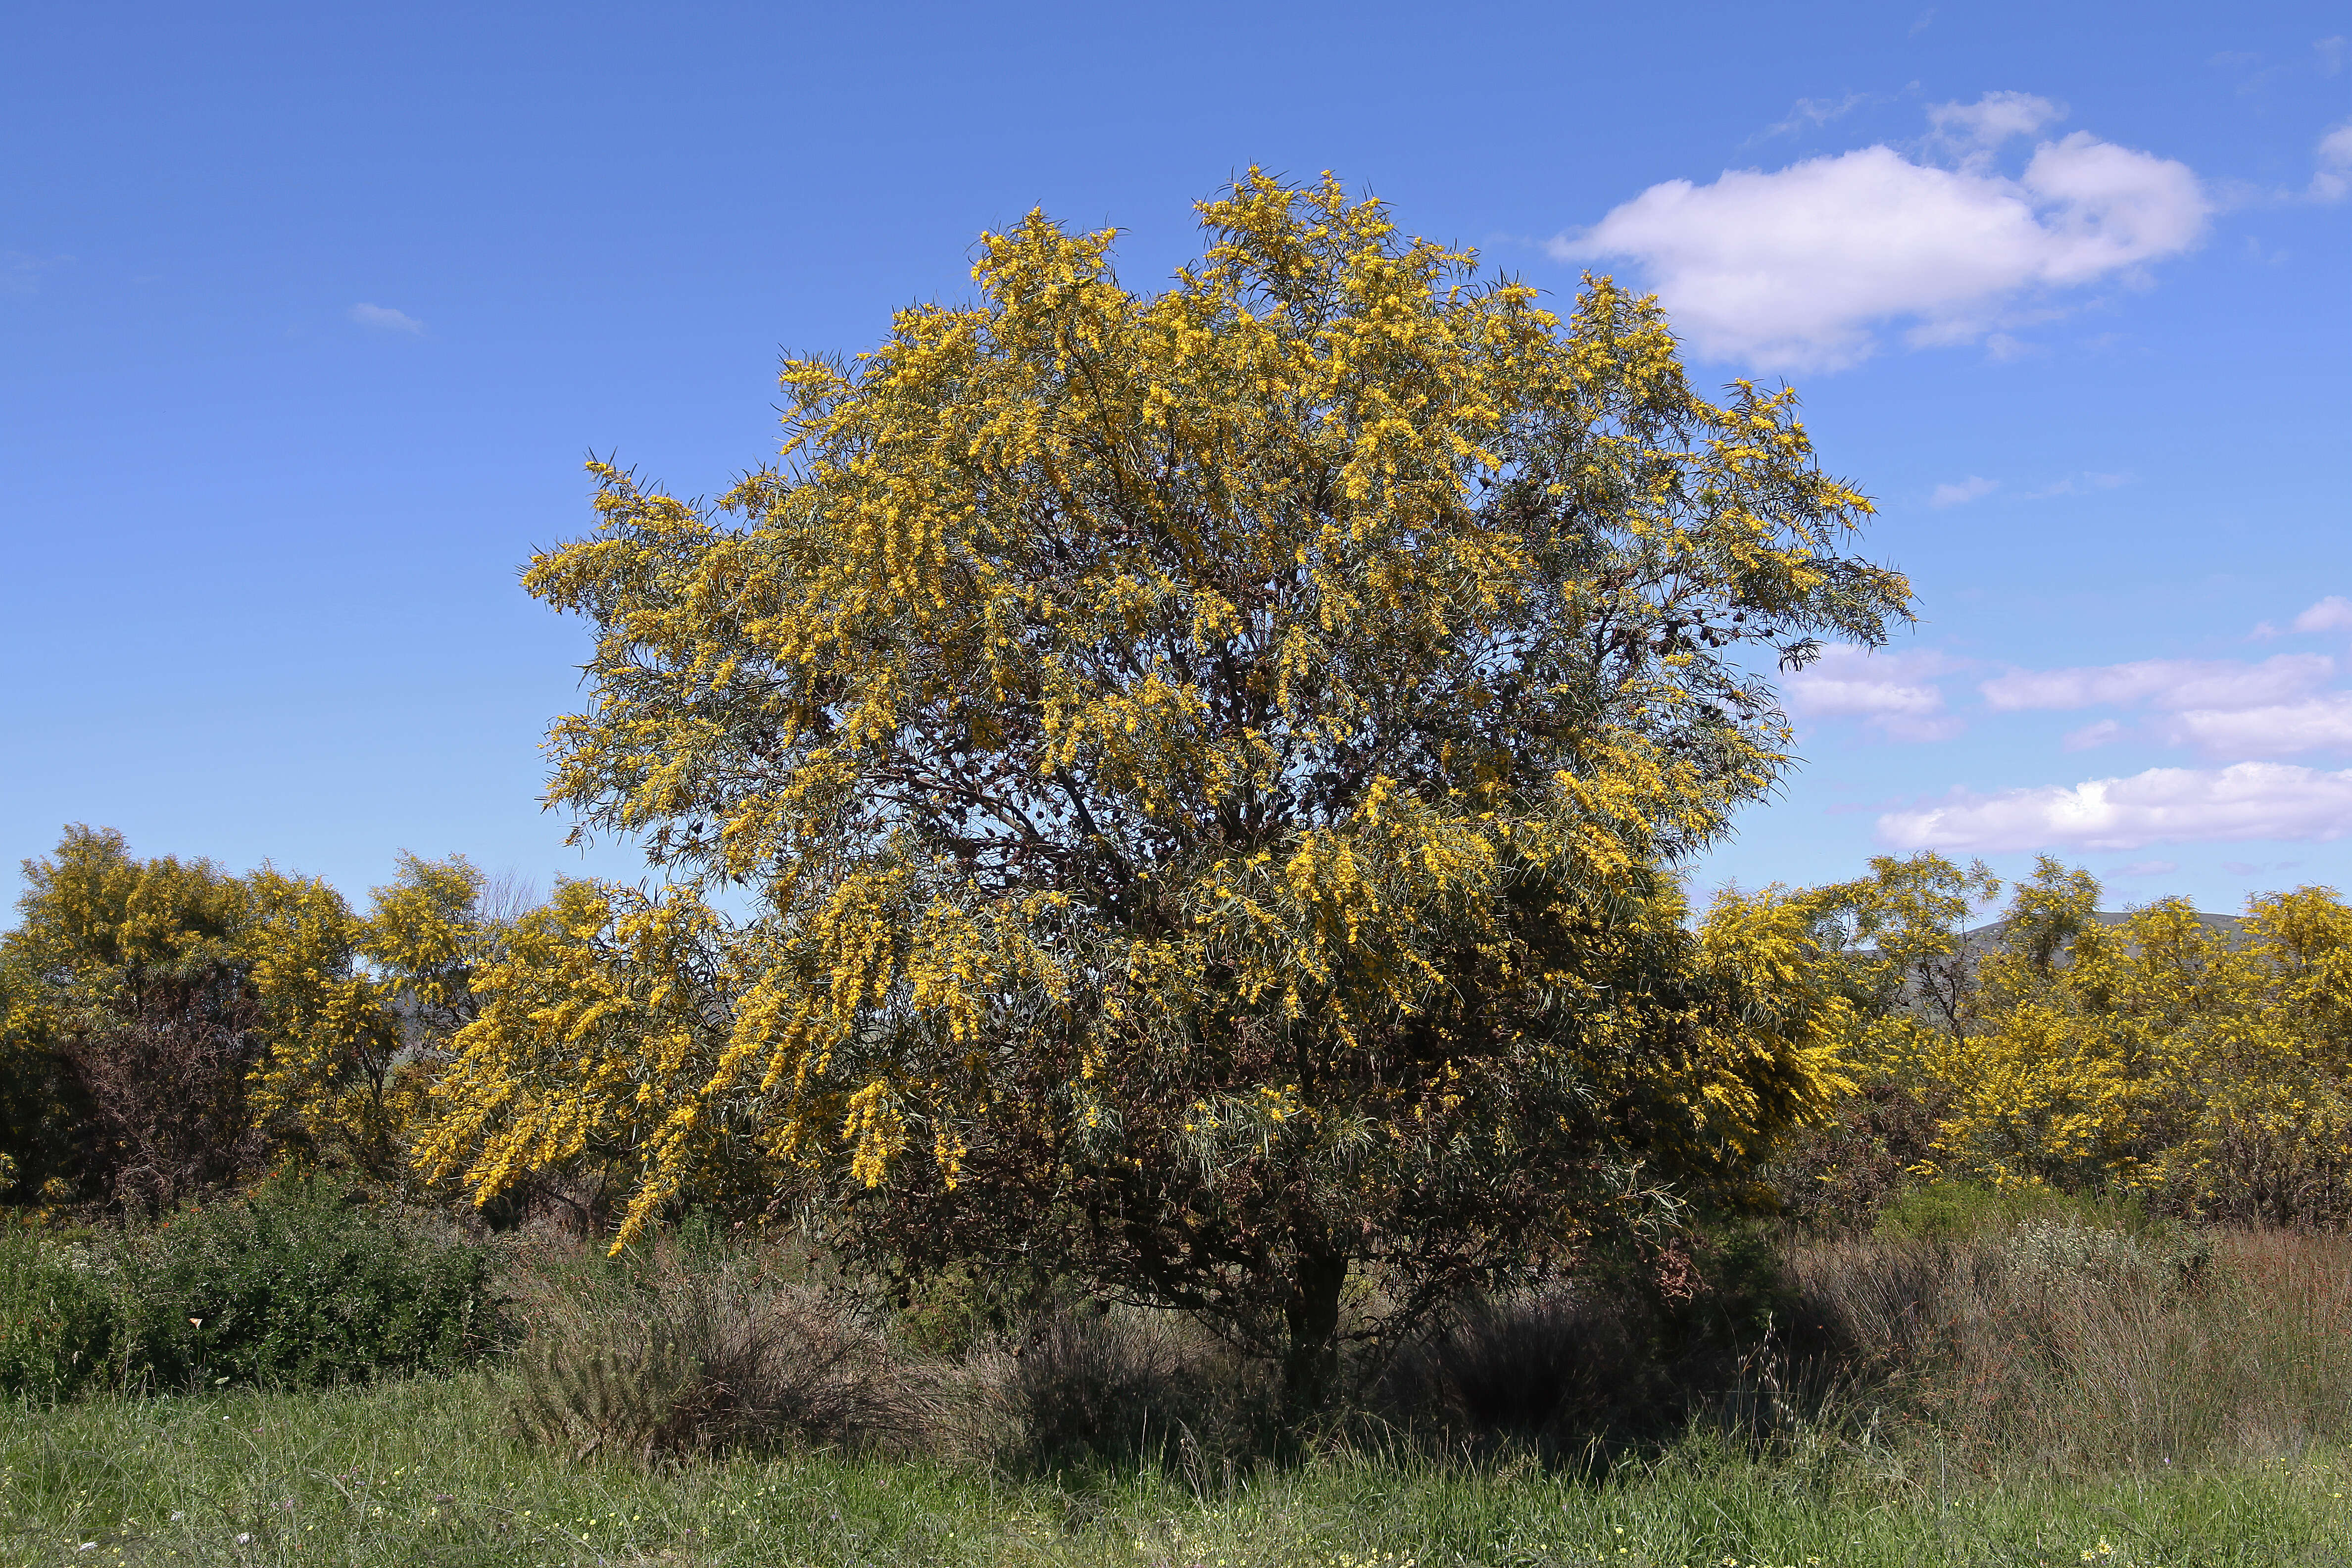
[118,1177,489,1389]
[0,1229,118,1403]
[988,1305,1260,1474]
[891,1261,1058,1360]
[503,1238,937,1465]
[1874,1180,2119,1241]
[2000,1217,2156,1288]
[1766,1080,1948,1235]
[1371,1289,1652,1461]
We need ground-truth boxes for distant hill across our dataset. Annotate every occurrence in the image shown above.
[1960,909,2245,950]
[1884,909,2245,1022]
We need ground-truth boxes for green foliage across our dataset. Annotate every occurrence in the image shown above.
[1872,1180,2116,1241]
[0,1229,118,1403]
[889,1260,1059,1360]
[118,1178,489,1390]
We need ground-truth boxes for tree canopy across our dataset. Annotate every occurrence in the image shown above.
[422,171,1911,1405]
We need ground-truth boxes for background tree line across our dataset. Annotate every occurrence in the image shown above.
[1780,850,2352,1230]
[11,831,2346,1226]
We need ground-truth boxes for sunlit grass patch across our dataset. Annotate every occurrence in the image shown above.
[4,1377,2352,1566]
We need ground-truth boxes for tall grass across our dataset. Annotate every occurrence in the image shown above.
[403,1217,2352,1482]
[1791,1226,2352,1470]
[1312,1220,2352,1499]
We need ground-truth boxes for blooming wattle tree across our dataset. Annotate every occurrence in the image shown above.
[421,172,1911,1409]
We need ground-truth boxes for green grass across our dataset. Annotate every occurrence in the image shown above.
[4,1376,2351,1568]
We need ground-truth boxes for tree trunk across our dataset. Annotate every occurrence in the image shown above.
[1280,1243,1348,1420]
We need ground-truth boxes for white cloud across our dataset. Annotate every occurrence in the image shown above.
[1979,654,2333,713]
[1765,93,1876,138]
[1878,762,2352,852]
[2065,718,2125,751]
[2293,595,2352,633]
[2312,120,2352,201]
[1927,471,2127,507]
[2018,471,2129,499]
[1,250,68,296]
[2108,859,2179,878]
[1930,476,1999,507]
[2138,658,2333,711]
[349,302,423,334]
[2160,693,2352,756]
[1929,91,2066,150]
[1985,650,2352,758]
[1783,645,1962,740]
[1553,96,2208,371]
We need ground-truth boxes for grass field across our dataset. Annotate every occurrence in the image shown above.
[4,1374,2351,1568]
[11,1201,2352,1567]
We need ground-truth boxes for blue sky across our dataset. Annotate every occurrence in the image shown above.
[3,0,2347,918]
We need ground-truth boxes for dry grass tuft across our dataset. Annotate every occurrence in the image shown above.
[500,1238,952,1465]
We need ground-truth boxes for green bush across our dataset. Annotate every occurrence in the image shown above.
[892,1261,1060,1359]
[0,1229,119,1403]
[119,1178,490,1389]
[1872,1180,2137,1241]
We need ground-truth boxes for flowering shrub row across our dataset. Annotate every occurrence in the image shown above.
[1787,853,2352,1227]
